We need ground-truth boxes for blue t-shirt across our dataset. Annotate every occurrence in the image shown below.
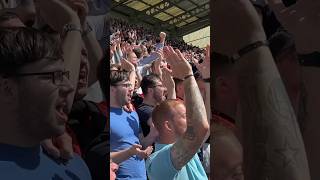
[0,143,91,180]
[146,143,208,180]
[110,107,146,180]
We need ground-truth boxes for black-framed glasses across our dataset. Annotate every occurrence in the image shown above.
[5,70,70,86]
[112,83,133,88]
[151,84,165,88]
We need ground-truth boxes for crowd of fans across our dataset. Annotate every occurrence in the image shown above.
[1,0,320,180]
[110,18,204,54]
[0,0,107,179]
[109,16,211,180]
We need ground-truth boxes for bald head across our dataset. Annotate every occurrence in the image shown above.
[152,99,185,133]
[213,124,244,180]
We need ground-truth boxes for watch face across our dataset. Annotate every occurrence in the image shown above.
[62,23,82,35]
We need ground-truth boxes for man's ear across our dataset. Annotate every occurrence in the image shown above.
[164,120,173,132]
[110,86,116,94]
[147,87,154,95]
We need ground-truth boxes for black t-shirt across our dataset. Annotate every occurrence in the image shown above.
[84,131,108,180]
[68,100,106,154]
[68,100,108,180]
[136,103,154,136]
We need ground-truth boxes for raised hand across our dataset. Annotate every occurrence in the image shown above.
[194,45,210,79]
[66,0,89,26]
[129,144,153,159]
[152,52,163,78]
[129,144,143,155]
[123,102,135,113]
[35,0,80,33]
[212,0,266,55]
[41,132,74,161]
[136,146,153,159]
[163,46,193,80]
[160,32,166,39]
[267,0,320,52]
[121,58,135,72]
[162,66,173,87]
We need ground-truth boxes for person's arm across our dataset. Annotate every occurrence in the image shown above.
[36,0,82,111]
[159,32,166,44]
[194,45,211,122]
[139,118,158,148]
[41,132,73,160]
[82,20,103,86]
[155,32,166,51]
[116,39,123,58]
[212,0,310,179]
[113,46,121,64]
[120,58,136,87]
[139,53,158,66]
[162,67,176,100]
[111,144,153,164]
[163,46,209,170]
[151,53,162,79]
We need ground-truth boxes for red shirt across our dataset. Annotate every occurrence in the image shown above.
[212,110,237,133]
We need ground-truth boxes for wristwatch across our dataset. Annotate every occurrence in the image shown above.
[203,78,210,83]
[62,23,82,37]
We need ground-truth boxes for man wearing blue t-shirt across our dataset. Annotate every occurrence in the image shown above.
[110,64,158,180]
[0,27,91,179]
[146,46,209,180]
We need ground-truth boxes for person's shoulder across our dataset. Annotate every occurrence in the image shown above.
[110,107,122,115]
[137,104,153,113]
[129,110,139,119]
[146,144,177,179]
[147,144,172,162]
[64,154,92,180]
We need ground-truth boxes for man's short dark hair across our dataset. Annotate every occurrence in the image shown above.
[0,27,62,74]
[110,65,129,86]
[133,48,142,59]
[140,74,161,95]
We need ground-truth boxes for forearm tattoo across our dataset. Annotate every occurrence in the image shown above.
[240,75,310,180]
[171,77,208,170]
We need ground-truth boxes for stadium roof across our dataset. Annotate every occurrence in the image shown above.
[111,0,210,36]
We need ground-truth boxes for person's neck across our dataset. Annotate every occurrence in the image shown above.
[157,134,176,144]
[110,99,122,108]
[143,96,157,107]
[0,124,40,148]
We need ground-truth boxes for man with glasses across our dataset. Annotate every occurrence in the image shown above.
[137,74,167,136]
[110,67,157,180]
[0,27,91,179]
